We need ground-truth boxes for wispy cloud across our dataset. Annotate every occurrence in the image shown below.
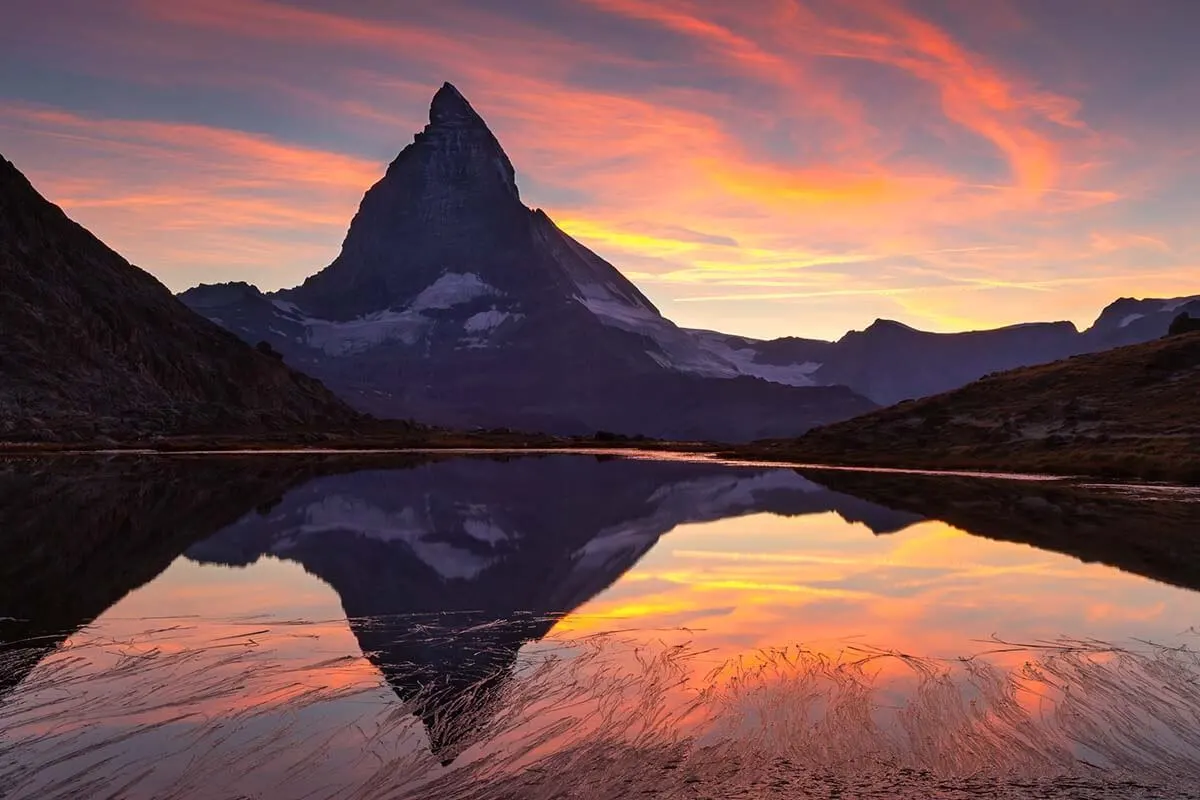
[0,0,1193,338]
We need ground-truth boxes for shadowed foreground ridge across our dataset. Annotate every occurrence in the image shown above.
[757,332,1200,482]
[0,155,360,442]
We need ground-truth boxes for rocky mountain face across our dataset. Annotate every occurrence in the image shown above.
[180,84,873,441]
[0,156,360,441]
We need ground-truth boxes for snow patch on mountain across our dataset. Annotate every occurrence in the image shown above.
[305,309,428,356]
[267,273,508,356]
[1119,313,1145,328]
[463,518,509,544]
[574,281,660,326]
[277,495,496,580]
[573,282,819,386]
[271,299,305,318]
[693,337,821,387]
[411,272,497,311]
[464,309,518,333]
[1164,296,1200,312]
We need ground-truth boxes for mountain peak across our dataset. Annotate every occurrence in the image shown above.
[429,82,483,128]
[276,82,532,318]
[861,319,920,335]
[412,81,518,200]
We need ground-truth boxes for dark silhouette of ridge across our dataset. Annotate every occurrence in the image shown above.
[0,156,359,442]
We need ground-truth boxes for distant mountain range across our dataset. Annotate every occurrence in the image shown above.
[1,80,1193,444]
[180,83,1198,438]
[0,155,359,441]
[697,294,1200,406]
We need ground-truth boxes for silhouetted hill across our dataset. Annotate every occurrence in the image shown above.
[0,156,360,441]
[750,333,1200,482]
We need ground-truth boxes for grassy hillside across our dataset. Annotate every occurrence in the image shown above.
[747,332,1200,483]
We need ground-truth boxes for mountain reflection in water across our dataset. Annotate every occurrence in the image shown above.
[2,453,1200,798]
[181,457,921,763]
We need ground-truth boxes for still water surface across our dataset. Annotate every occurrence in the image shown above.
[2,453,1200,798]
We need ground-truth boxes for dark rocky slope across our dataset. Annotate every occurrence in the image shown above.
[0,156,360,441]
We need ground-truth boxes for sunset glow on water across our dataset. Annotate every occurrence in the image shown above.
[4,455,1200,797]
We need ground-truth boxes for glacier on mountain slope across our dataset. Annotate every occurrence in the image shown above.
[692,335,822,386]
[305,310,429,356]
[410,272,497,311]
[464,309,518,333]
[271,299,304,316]
[1163,296,1200,312]
[463,518,510,545]
[276,273,507,357]
[245,264,820,385]
[572,279,820,385]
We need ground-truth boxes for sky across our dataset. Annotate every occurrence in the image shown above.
[2,0,1199,340]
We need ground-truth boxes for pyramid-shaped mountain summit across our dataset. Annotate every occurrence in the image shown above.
[279,83,659,325]
[182,83,874,440]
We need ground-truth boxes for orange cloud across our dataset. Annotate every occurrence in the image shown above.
[0,103,381,285]
[857,1,1072,195]
[7,106,380,190]
[586,0,1097,198]
[580,0,870,136]
[3,0,1187,339]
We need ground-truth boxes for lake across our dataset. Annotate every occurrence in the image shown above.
[3,452,1200,798]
